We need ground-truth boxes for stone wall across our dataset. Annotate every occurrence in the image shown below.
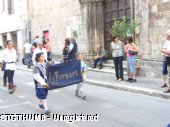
[31,0,88,55]
[134,0,170,78]
[30,0,170,78]
[148,0,170,60]
[134,0,170,61]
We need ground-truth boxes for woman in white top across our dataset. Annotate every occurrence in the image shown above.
[1,40,17,94]
[110,36,124,81]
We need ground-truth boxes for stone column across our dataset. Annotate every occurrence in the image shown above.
[7,32,12,40]
[97,1,104,48]
[134,0,150,59]
[17,31,23,63]
[80,0,104,54]
[87,2,93,54]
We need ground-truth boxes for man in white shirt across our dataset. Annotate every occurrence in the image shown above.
[1,40,17,94]
[23,42,32,68]
[32,41,47,65]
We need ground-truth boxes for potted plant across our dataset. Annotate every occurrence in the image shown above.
[110,16,139,44]
[72,30,78,39]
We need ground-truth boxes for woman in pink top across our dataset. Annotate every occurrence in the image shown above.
[125,36,138,83]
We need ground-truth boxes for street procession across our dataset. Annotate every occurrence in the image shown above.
[0,0,170,127]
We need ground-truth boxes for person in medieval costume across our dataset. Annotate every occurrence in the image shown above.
[75,53,87,100]
[33,52,50,115]
[1,40,17,94]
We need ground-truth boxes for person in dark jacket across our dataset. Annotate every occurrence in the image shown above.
[68,38,78,62]
[62,38,70,62]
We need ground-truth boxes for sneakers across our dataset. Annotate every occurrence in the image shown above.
[118,78,123,81]
[126,78,132,82]
[128,78,137,83]
[75,94,81,97]
[75,94,87,100]
[115,78,123,81]
[44,110,51,115]
[9,88,16,94]
[161,84,168,88]
[39,104,44,109]
[82,96,86,100]
[115,78,119,81]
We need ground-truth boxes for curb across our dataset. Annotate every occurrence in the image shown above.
[87,68,128,75]
[85,79,170,99]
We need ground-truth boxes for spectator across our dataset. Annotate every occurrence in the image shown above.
[45,38,52,62]
[125,36,138,83]
[32,36,39,48]
[93,45,108,70]
[62,38,70,62]
[162,34,170,93]
[110,36,124,81]
[23,42,32,68]
[68,38,77,62]
[42,35,46,48]
[32,41,47,65]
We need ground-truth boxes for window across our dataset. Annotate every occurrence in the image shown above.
[8,0,14,14]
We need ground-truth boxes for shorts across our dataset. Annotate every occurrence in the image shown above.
[127,55,136,74]
[35,87,48,99]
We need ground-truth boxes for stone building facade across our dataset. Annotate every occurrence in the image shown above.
[30,0,170,77]
[0,0,30,61]
[134,0,170,77]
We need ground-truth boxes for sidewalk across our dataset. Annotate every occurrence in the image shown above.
[16,64,170,99]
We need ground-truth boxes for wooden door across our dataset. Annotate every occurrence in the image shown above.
[104,0,131,51]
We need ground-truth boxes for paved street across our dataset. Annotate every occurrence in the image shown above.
[0,70,170,127]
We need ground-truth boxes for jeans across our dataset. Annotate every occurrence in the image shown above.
[94,56,107,68]
[24,53,32,66]
[127,55,137,74]
[113,56,124,79]
[47,52,52,61]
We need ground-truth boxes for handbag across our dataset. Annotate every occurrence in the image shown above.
[166,57,170,65]
[129,50,138,55]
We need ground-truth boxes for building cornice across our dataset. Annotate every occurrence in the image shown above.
[79,0,103,4]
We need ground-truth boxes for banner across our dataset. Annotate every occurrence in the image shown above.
[46,60,83,90]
